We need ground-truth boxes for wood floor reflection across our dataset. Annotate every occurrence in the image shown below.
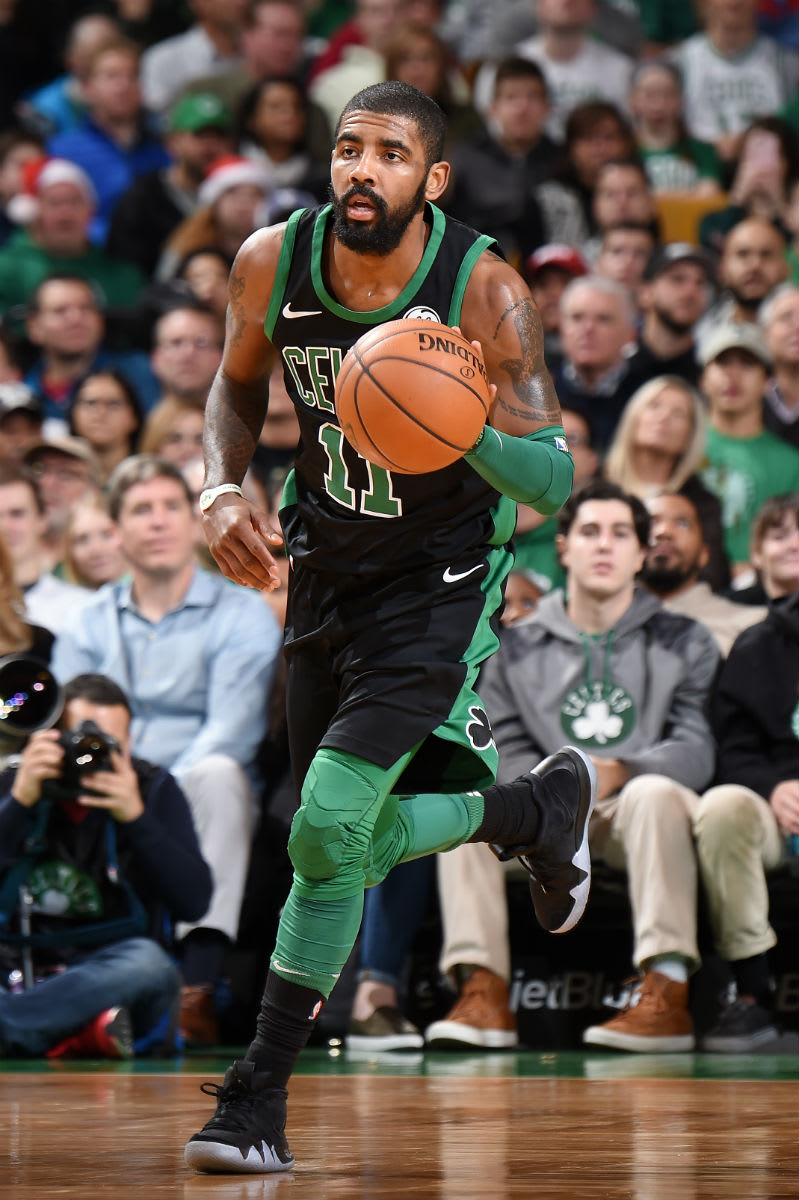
[1,1071,794,1199]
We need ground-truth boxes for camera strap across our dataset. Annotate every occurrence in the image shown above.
[0,802,149,949]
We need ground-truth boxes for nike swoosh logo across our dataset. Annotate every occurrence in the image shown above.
[443,564,483,583]
[282,302,322,319]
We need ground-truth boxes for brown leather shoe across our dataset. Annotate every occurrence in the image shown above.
[425,967,518,1048]
[180,984,219,1047]
[582,970,694,1052]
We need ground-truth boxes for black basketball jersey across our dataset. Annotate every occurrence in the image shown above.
[266,202,517,575]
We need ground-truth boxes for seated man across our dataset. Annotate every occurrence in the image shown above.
[641,490,767,657]
[428,480,719,1052]
[696,592,798,1051]
[51,455,283,1045]
[0,672,212,1059]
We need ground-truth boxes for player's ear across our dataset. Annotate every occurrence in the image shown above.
[424,160,450,202]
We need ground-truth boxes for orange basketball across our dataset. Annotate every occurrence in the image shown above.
[334,319,491,474]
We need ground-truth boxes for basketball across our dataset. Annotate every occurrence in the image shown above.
[334,319,491,474]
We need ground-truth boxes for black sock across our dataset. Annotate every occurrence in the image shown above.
[180,928,230,986]
[244,969,325,1090]
[731,955,773,1008]
[468,776,541,847]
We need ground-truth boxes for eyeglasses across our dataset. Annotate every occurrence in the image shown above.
[28,460,91,483]
[157,337,222,352]
[75,396,129,412]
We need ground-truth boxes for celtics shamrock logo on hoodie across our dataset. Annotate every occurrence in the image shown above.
[560,631,636,747]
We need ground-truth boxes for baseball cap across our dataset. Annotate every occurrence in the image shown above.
[169,92,232,134]
[643,242,715,283]
[697,322,773,369]
[0,383,42,423]
[24,436,102,482]
[526,243,588,280]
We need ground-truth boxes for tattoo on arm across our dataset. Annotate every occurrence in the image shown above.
[204,373,267,487]
[226,268,247,351]
[494,297,562,426]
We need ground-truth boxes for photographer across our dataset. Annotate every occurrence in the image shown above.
[0,673,212,1059]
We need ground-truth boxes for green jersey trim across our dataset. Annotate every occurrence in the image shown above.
[309,203,448,323]
[264,208,305,340]
[447,234,495,325]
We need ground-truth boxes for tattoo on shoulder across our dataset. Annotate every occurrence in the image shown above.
[494,297,562,426]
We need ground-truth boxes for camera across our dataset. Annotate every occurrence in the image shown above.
[56,720,120,793]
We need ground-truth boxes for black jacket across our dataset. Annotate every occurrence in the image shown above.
[712,592,799,797]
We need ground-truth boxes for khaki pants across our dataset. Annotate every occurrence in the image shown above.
[175,754,259,941]
[438,774,782,980]
[695,785,783,961]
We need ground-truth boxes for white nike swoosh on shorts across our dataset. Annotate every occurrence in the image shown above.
[443,564,483,582]
[282,302,323,319]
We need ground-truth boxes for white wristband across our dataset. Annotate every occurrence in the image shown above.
[198,483,243,513]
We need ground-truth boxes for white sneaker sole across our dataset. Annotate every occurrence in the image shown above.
[542,746,597,934]
[184,1139,295,1174]
[424,1020,519,1049]
[582,1027,695,1053]
[345,1032,424,1052]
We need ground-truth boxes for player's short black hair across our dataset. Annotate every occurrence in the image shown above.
[336,81,447,169]
[557,479,651,548]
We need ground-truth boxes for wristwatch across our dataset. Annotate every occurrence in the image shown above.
[198,483,243,513]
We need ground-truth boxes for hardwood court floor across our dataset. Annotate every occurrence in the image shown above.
[1,1051,796,1200]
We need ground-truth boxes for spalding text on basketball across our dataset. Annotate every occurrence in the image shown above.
[416,334,488,382]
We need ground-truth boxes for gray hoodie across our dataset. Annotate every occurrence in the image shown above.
[480,587,720,789]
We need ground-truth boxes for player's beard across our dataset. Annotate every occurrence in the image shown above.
[330,179,428,256]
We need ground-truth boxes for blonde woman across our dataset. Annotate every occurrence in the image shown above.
[604,374,729,590]
[62,491,126,591]
[139,398,205,470]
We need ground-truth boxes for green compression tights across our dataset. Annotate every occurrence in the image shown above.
[271,746,486,997]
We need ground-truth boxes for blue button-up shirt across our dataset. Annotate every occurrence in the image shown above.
[51,568,282,780]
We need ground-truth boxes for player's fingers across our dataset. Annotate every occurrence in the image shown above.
[213,539,281,591]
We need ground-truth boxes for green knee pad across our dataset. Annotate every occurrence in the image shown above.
[288,749,388,883]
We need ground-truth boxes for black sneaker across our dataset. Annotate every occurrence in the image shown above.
[490,746,596,934]
[184,1061,295,1174]
[701,997,779,1052]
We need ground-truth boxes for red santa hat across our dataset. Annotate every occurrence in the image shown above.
[197,155,271,208]
[7,157,97,225]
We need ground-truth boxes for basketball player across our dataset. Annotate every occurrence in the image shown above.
[185,81,596,1174]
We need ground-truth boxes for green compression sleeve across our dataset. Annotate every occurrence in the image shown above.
[464,424,574,514]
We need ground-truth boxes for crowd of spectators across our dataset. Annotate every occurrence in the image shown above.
[0,0,796,1061]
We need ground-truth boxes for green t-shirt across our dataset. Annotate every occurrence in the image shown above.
[701,427,799,565]
[640,138,723,193]
[512,515,566,590]
[0,230,145,315]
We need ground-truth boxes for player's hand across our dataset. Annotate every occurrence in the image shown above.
[11,729,64,808]
[78,748,145,824]
[451,327,497,419]
[201,493,285,591]
[769,779,799,836]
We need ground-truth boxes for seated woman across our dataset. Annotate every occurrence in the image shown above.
[603,374,729,590]
[62,491,126,591]
[383,23,485,148]
[175,247,233,322]
[67,369,143,486]
[237,77,330,201]
[155,156,271,280]
[139,397,205,470]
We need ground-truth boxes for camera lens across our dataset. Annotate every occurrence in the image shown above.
[0,659,62,734]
